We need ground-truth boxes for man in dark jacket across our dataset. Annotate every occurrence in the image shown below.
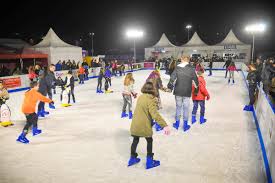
[46,64,59,109]
[208,58,213,76]
[262,59,275,94]
[167,55,199,132]
[223,58,232,78]
[244,64,258,111]
[255,58,263,86]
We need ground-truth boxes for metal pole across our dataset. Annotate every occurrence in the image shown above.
[133,39,136,62]
[252,34,255,63]
[187,29,189,41]
[92,34,94,57]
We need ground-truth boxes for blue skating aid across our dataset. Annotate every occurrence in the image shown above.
[183,121,191,132]
[191,115,196,124]
[146,156,160,169]
[16,133,29,144]
[129,111,133,119]
[121,112,128,118]
[128,157,141,167]
[173,120,180,130]
[155,123,163,131]
[243,105,253,111]
[200,116,207,124]
[32,127,42,136]
[49,103,56,109]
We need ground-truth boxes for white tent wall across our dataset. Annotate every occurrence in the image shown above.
[145,47,178,59]
[49,47,83,65]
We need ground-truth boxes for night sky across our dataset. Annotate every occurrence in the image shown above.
[1,0,274,56]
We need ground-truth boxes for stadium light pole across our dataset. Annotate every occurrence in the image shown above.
[245,23,266,62]
[126,29,143,62]
[186,25,192,41]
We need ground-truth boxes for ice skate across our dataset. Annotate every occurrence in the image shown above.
[200,116,207,124]
[32,127,42,136]
[183,121,191,132]
[146,156,160,170]
[173,120,180,130]
[16,133,29,144]
[121,112,128,118]
[128,157,141,167]
[191,115,196,124]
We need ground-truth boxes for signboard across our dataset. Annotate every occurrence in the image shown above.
[144,62,154,68]
[0,77,21,88]
[153,47,166,53]
[224,45,236,50]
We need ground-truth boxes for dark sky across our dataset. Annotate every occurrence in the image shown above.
[1,0,274,56]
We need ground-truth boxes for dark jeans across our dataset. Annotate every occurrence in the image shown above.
[209,67,212,75]
[131,136,153,158]
[68,87,75,103]
[192,100,205,117]
[112,69,117,76]
[79,74,84,83]
[23,113,38,134]
[225,69,228,78]
[38,92,47,112]
[105,78,111,91]
[249,85,257,105]
[97,79,102,91]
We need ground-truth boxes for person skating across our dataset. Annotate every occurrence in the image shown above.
[227,61,238,84]
[46,64,59,109]
[244,64,257,111]
[128,81,170,169]
[0,81,13,127]
[64,70,76,104]
[223,58,232,78]
[208,58,213,76]
[16,81,53,144]
[104,66,113,93]
[96,68,104,93]
[191,69,210,124]
[167,55,199,132]
[121,73,137,119]
[78,65,85,84]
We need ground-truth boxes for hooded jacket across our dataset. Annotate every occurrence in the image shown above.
[168,62,199,97]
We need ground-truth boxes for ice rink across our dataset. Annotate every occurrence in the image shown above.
[0,70,265,183]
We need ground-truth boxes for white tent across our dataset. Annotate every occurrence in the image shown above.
[31,28,82,65]
[183,32,207,46]
[153,33,176,47]
[217,29,245,45]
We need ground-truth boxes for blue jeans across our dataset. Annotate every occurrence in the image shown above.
[175,96,190,121]
[192,100,205,117]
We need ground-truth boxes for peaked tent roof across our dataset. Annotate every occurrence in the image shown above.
[218,29,245,45]
[33,28,78,48]
[153,33,175,47]
[183,32,207,46]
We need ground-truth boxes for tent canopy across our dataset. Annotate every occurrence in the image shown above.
[152,33,175,47]
[183,32,207,46]
[218,29,245,45]
[33,28,77,48]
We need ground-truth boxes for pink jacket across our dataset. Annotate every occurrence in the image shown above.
[227,65,237,71]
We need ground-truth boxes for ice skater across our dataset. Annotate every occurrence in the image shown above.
[0,81,13,127]
[64,70,76,104]
[104,66,113,93]
[78,65,85,84]
[128,81,170,169]
[191,69,210,124]
[16,81,53,144]
[208,58,213,76]
[96,68,104,93]
[227,61,238,84]
[223,58,232,78]
[121,73,137,119]
[243,64,257,111]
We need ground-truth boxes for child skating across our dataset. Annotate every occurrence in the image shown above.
[121,73,137,119]
[191,69,210,124]
[16,81,53,144]
[227,61,238,84]
[128,81,170,169]
[104,66,113,93]
[96,68,104,93]
[64,70,76,104]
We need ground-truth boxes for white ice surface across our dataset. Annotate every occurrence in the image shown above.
[0,70,265,183]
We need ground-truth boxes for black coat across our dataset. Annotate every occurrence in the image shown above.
[64,76,75,89]
[223,60,232,68]
[168,63,199,97]
[247,70,257,86]
[38,77,52,95]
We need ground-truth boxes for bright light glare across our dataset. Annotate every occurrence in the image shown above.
[245,23,266,33]
[186,25,192,29]
[126,30,143,38]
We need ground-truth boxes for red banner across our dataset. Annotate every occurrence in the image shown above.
[0,77,21,88]
[144,62,154,68]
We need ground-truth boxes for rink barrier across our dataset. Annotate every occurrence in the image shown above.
[241,68,273,183]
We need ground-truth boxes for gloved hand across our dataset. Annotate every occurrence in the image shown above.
[206,95,210,100]
[163,126,171,135]
[167,82,174,91]
[50,101,55,105]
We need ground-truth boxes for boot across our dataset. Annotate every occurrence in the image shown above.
[191,115,196,124]
[16,133,29,144]
[121,112,128,118]
[128,156,141,167]
[200,116,207,124]
[96,89,100,93]
[37,111,45,118]
[243,105,253,111]
[173,120,180,130]
[43,110,50,115]
[183,121,191,132]
[32,127,42,136]
[146,156,160,170]
[129,111,133,119]
[155,123,163,131]
[99,90,104,93]
[49,103,55,109]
